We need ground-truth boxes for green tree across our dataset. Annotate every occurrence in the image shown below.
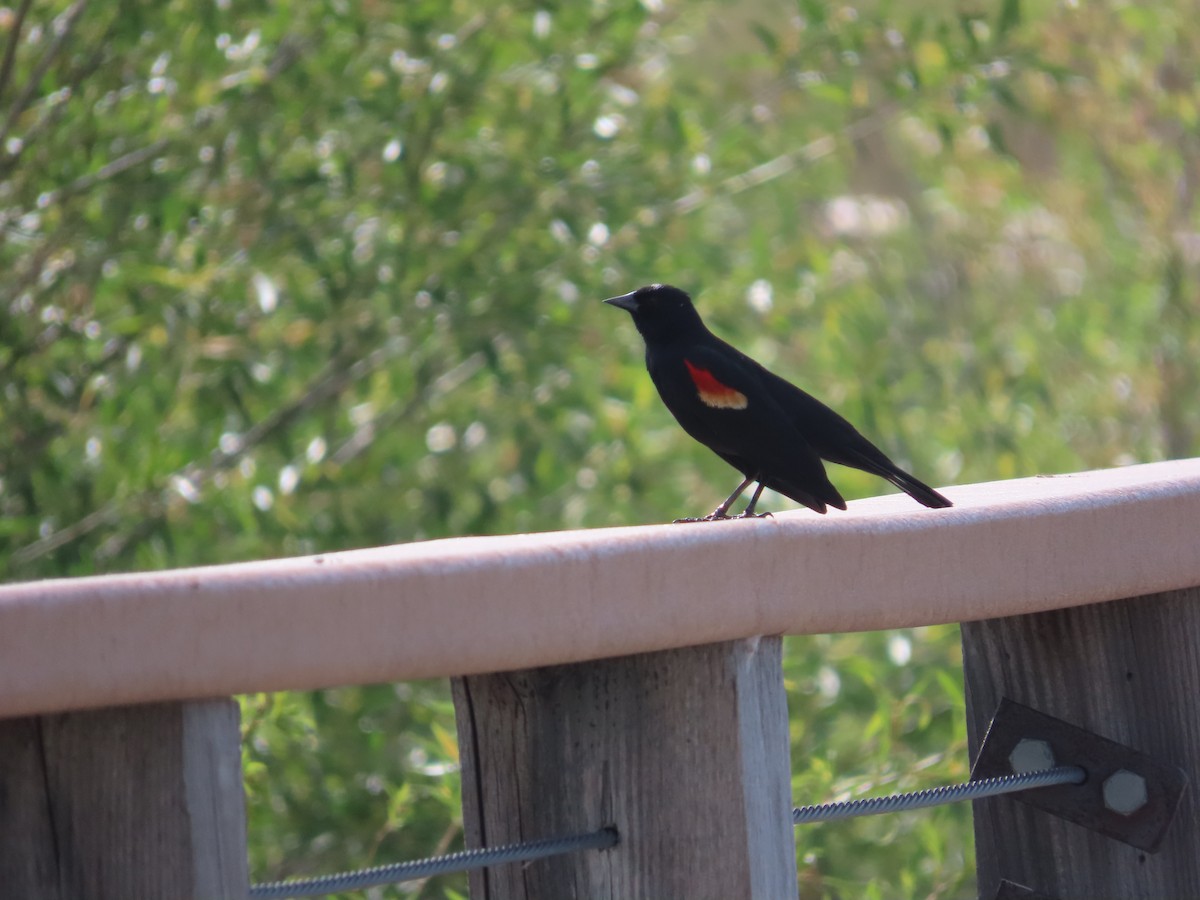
[3,0,1196,896]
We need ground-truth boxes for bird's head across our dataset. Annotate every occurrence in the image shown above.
[603,284,705,342]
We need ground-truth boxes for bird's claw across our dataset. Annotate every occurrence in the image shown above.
[672,512,732,524]
[673,509,773,524]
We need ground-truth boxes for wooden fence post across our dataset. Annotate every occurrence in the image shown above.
[452,636,797,899]
[962,587,1200,899]
[0,698,248,900]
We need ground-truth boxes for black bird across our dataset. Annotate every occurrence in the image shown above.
[604,284,952,520]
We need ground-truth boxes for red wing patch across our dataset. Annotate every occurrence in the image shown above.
[684,360,748,410]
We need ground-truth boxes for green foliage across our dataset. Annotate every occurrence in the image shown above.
[3,0,1198,897]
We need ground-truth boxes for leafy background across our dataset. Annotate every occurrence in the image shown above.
[2,0,1196,896]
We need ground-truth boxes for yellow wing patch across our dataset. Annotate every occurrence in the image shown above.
[685,360,748,410]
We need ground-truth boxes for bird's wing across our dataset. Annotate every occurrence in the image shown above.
[753,362,952,508]
[652,341,845,510]
[753,364,879,462]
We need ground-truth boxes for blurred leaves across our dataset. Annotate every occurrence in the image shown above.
[3,0,1199,897]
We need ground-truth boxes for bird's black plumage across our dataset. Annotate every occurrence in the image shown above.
[604,283,952,518]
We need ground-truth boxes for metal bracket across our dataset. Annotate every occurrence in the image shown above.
[972,698,1189,853]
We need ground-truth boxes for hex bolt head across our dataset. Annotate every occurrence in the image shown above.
[1103,769,1148,816]
[1009,738,1056,774]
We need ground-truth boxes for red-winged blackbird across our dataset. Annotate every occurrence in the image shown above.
[605,284,953,519]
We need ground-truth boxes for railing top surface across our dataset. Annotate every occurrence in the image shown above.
[2,458,1199,718]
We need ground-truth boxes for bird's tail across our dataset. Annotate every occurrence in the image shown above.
[882,468,953,509]
[831,445,953,509]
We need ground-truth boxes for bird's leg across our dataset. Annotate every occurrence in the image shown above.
[674,475,755,523]
[733,482,772,519]
[712,476,755,517]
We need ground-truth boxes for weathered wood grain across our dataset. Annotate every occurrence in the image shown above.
[962,588,1200,899]
[452,637,797,899]
[0,699,248,899]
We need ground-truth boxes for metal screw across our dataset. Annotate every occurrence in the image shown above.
[1009,738,1056,774]
[1103,769,1148,815]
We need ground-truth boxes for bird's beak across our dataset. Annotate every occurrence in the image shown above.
[603,291,639,312]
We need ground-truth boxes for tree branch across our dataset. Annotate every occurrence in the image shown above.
[33,136,170,208]
[671,106,898,215]
[0,0,35,108]
[0,0,89,150]
[0,24,107,178]
[8,338,417,569]
[330,352,486,464]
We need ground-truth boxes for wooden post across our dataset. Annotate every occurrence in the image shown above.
[0,699,248,900]
[452,636,797,899]
[962,587,1200,899]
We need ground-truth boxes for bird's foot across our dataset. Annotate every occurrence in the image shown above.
[672,511,733,524]
[673,508,773,523]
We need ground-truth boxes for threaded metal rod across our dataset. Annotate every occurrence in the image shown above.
[793,765,1086,824]
[248,827,619,899]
